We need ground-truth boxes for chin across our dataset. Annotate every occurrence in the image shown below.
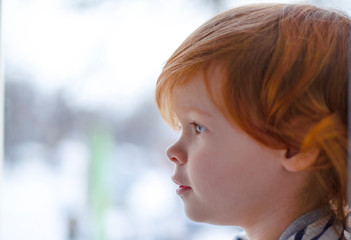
[184,207,230,225]
[184,204,243,226]
[184,205,210,222]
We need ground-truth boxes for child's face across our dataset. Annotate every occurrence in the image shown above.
[167,68,291,226]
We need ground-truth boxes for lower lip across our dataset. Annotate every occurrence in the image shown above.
[176,185,192,195]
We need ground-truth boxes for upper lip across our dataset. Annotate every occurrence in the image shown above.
[172,175,190,188]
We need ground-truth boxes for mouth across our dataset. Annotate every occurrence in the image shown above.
[176,185,192,195]
[172,175,192,195]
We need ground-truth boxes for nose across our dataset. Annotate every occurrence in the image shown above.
[166,140,187,165]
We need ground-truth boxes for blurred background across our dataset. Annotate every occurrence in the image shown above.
[2,0,351,239]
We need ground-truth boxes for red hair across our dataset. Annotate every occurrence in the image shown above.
[156,4,350,224]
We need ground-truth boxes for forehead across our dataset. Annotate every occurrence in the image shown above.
[172,66,224,117]
[173,73,207,112]
[174,63,224,97]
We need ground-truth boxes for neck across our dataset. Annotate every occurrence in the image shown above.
[242,194,319,240]
[244,205,300,240]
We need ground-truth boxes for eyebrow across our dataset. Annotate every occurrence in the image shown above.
[182,106,213,118]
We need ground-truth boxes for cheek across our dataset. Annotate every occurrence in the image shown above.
[188,145,239,193]
[188,140,278,197]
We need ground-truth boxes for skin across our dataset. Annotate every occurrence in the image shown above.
[166,67,310,240]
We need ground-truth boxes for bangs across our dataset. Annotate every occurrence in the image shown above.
[155,73,178,129]
[155,65,202,129]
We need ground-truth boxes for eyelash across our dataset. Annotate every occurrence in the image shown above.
[190,121,206,134]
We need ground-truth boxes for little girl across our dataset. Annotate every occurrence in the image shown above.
[155,3,350,240]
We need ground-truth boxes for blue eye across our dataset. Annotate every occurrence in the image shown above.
[191,122,206,134]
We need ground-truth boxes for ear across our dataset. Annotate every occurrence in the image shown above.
[281,147,319,172]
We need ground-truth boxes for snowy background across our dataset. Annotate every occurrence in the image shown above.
[2,0,350,239]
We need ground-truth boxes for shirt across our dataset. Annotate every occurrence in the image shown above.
[234,208,350,240]
[279,207,350,240]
